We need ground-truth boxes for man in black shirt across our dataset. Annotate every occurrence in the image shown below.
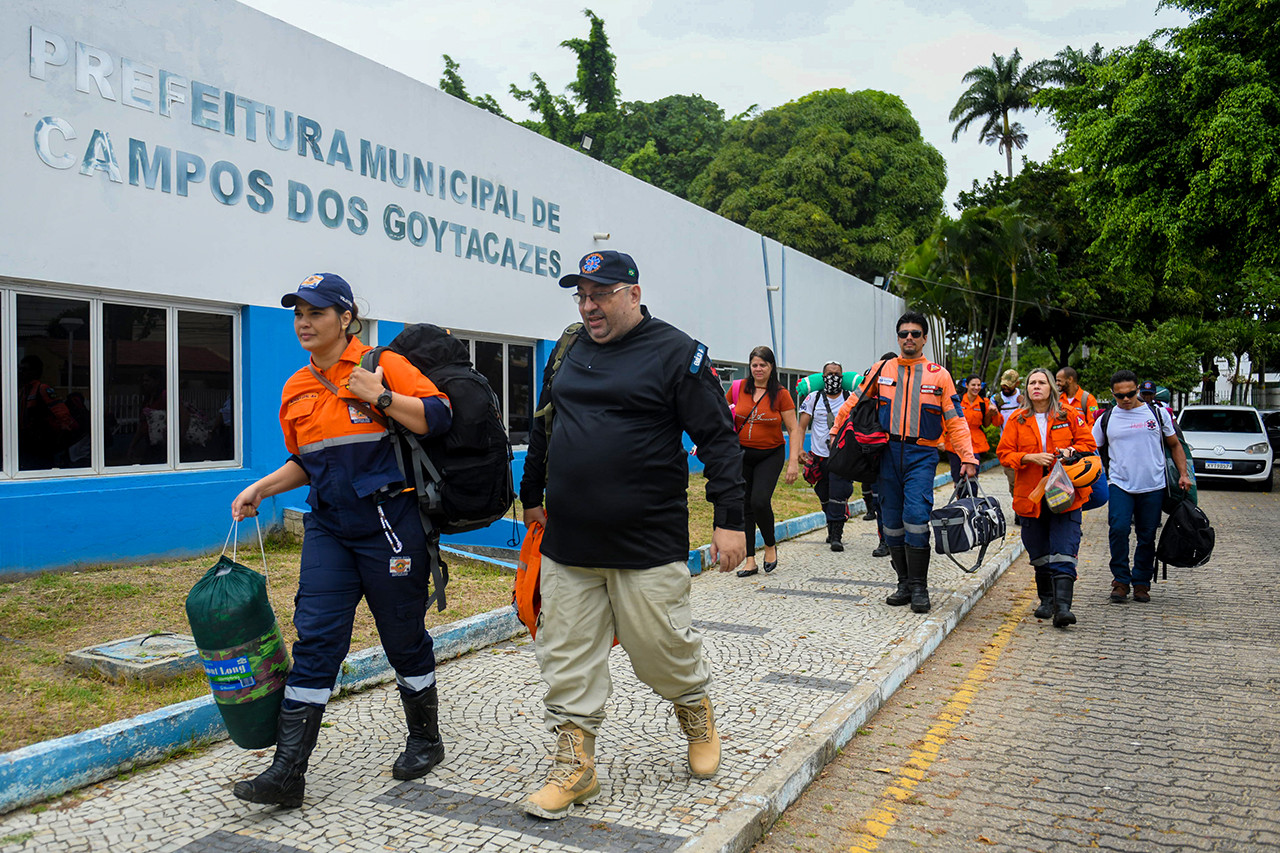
[519,250,746,820]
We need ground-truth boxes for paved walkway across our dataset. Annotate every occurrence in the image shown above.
[0,470,1020,853]
[755,476,1280,852]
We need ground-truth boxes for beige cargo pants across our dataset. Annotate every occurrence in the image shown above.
[535,556,711,736]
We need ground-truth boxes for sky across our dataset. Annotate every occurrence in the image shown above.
[237,0,1190,209]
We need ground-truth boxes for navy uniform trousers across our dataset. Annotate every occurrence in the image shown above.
[877,441,939,548]
[284,491,437,707]
[1020,505,1083,580]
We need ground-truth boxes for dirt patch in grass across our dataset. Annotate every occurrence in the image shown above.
[0,541,513,752]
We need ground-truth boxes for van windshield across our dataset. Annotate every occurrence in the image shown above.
[1178,409,1263,434]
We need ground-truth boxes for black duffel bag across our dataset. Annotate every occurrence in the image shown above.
[929,477,1007,573]
[827,361,889,484]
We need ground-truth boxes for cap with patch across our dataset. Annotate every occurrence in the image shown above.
[1138,380,1158,394]
[282,273,355,311]
[558,251,639,288]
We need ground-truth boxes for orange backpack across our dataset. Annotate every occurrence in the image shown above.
[514,522,544,638]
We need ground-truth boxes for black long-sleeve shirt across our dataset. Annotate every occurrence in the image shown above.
[520,307,745,569]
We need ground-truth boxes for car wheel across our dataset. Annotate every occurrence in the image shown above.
[1261,473,1274,493]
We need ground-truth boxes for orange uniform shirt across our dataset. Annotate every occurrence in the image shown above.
[1059,388,1100,426]
[945,394,1001,455]
[996,407,1095,518]
[831,356,977,463]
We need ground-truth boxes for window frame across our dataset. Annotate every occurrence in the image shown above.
[2,279,241,481]
[447,330,536,448]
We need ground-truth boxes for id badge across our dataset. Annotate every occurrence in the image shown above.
[389,557,412,577]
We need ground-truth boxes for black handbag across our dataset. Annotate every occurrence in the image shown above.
[827,361,889,483]
[929,477,1007,573]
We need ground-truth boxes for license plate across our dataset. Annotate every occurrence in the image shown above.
[1205,461,1232,471]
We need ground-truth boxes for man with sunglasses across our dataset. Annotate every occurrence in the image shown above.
[518,250,747,820]
[1093,370,1192,603]
[832,312,977,613]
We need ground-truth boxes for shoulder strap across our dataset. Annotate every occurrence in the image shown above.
[533,323,583,425]
[308,363,387,428]
[730,378,743,403]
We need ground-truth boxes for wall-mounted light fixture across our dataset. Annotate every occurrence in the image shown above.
[592,232,610,241]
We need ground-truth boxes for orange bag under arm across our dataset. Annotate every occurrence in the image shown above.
[514,521,544,639]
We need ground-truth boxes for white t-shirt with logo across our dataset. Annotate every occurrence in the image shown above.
[1093,405,1176,493]
[801,391,848,458]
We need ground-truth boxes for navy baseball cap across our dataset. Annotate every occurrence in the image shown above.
[558,251,640,288]
[281,273,355,311]
[1138,380,1158,394]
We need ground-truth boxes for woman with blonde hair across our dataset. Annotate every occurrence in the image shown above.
[997,368,1096,627]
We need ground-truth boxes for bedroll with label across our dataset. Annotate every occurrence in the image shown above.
[185,555,291,749]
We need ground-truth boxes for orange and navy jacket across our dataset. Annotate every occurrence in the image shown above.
[279,337,450,511]
[997,406,1096,518]
[944,394,1002,455]
[831,356,977,463]
[1059,388,1100,426]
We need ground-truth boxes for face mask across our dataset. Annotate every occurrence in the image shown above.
[823,373,842,395]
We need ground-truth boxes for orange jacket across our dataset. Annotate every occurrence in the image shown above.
[945,394,1001,455]
[997,407,1095,518]
[831,356,976,463]
[1059,388,1100,426]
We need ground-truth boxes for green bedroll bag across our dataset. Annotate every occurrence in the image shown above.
[185,523,290,749]
[795,370,862,401]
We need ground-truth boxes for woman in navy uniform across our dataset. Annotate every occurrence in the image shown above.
[230,273,452,808]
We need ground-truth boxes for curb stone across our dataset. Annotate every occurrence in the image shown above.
[0,458,999,817]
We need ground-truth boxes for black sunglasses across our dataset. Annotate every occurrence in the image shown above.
[1114,390,1138,400]
[897,329,924,339]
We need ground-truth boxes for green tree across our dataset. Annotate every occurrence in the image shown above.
[608,94,726,199]
[1079,320,1202,398]
[438,55,508,118]
[689,88,946,281]
[949,50,1047,178]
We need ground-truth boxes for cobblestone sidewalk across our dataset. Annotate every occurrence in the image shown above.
[0,470,1019,853]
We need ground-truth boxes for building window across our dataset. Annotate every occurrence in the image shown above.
[452,334,536,446]
[6,282,239,479]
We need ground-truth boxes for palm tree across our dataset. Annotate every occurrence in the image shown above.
[949,50,1046,178]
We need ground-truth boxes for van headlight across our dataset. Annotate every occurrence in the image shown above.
[1245,442,1270,455]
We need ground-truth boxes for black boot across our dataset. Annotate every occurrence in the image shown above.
[233,702,324,808]
[1033,572,1054,619]
[906,546,932,613]
[885,546,910,606]
[1052,574,1076,628]
[828,520,845,552]
[392,684,446,780]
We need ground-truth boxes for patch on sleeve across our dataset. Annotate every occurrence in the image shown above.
[926,362,942,373]
[689,342,708,374]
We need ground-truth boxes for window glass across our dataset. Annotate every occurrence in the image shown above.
[474,341,504,420]
[354,318,374,345]
[17,295,91,472]
[178,311,234,463]
[507,344,533,445]
[103,304,168,467]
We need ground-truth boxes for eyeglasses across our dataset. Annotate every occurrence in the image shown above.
[571,284,634,305]
[897,329,924,339]
[1114,390,1138,400]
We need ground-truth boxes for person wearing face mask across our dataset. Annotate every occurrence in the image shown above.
[831,313,977,613]
[944,375,1002,485]
[997,368,1095,627]
[798,361,856,552]
[229,273,453,808]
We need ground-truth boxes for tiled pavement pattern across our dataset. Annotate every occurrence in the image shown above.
[756,477,1280,852]
[0,470,1018,853]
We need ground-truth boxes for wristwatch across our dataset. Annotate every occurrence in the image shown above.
[375,390,393,410]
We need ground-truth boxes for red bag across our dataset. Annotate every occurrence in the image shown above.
[514,522,544,638]
[802,455,823,485]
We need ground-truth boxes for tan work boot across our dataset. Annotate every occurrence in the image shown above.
[674,697,721,779]
[523,724,600,820]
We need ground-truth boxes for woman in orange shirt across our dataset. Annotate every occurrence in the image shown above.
[997,368,1095,629]
[728,346,802,577]
[945,376,1001,483]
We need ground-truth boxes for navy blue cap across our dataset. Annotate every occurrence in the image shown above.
[558,251,640,288]
[281,273,355,311]
[1138,380,1158,394]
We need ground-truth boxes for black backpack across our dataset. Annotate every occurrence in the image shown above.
[827,360,889,484]
[364,324,515,537]
[1154,500,1214,577]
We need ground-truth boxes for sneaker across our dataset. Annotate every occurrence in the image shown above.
[1109,581,1129,603]
[674,698,721,779]
[1132,584,1150,603]
[523,725,600,820]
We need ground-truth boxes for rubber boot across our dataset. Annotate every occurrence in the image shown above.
[906,545,932,613]
[1033,572,1054,619]
[884,546,910,605]
[523,723,600,820]
[1052,574,1077,628]
[828,520,845,553]
[392,684,446,780]
[233,703,324,808]
[674,697,721,779]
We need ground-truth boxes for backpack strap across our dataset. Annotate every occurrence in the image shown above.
[308,362,388,428]
[533,323,583,446]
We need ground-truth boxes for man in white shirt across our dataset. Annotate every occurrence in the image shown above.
[1093,370,1192,604]
[799,361,855,552]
